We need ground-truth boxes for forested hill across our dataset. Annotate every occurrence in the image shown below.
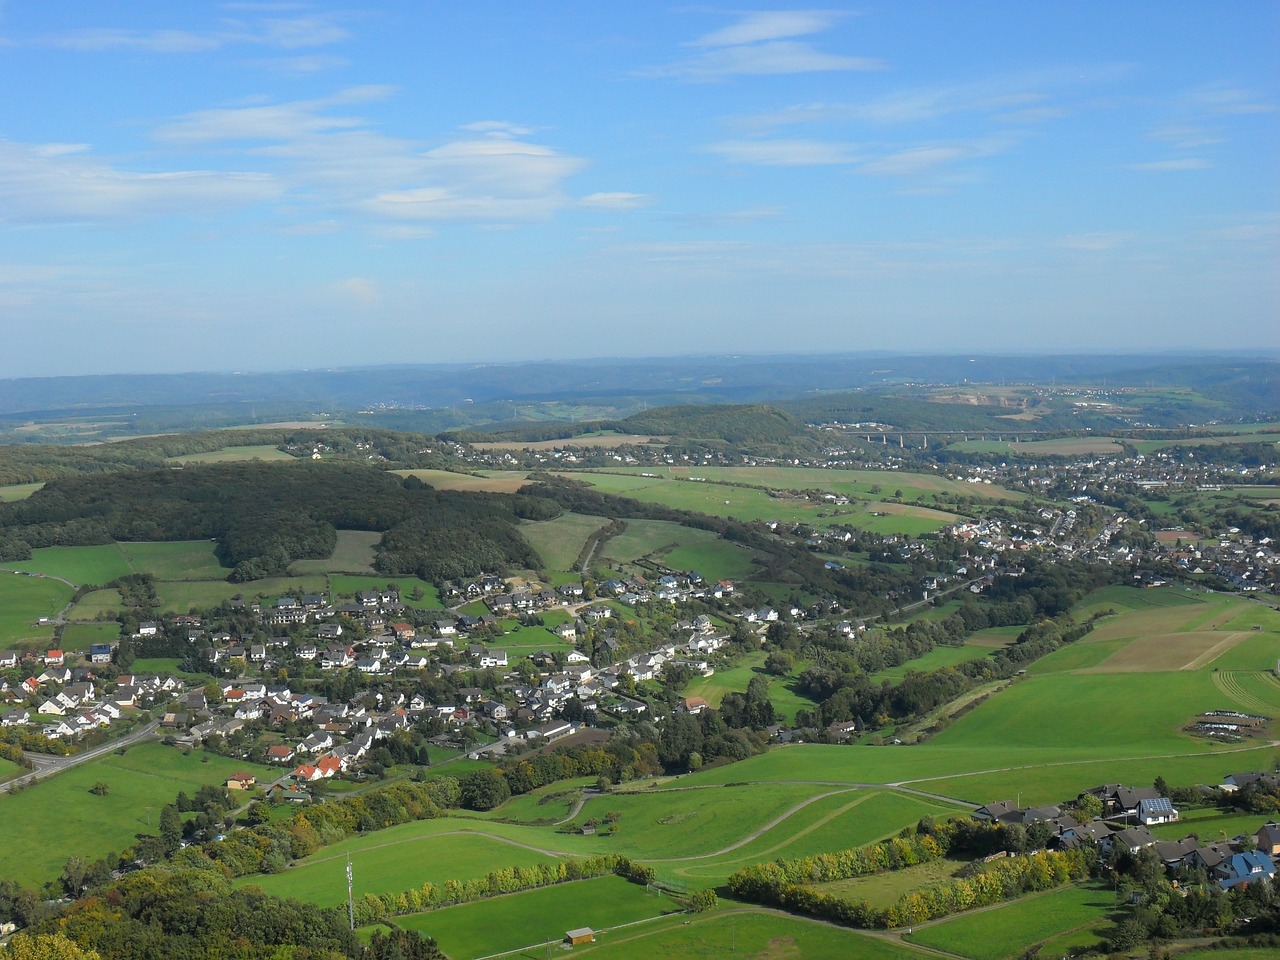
[0,461,553,582]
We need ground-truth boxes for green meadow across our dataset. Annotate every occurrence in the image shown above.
[288,530,380,575]
[58,622,121,651]
[0,482,44,502]
[241,832,563,905]
[567,909,922,960]
[0,571,74,646]
[0,743,276,887]
[327,574,441,609]
[597,518,760,581]
[165,444,296,464]
[682,651,819,724]
[906,883,1116,959]
[519,512,609,572]
[6,544,135,585]
[394,875,678,960]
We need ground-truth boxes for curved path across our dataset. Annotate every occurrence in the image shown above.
[1,720,161,794]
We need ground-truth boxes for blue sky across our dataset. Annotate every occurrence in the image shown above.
[0,2,1276,377]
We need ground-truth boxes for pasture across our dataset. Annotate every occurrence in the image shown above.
[947,437,1126,457]
[871,641,997,681]
[165,444,296,464]
[394,875,679,960]
[0,743,276,887]
[0,571,74,646]
[812,856,970,907]
[0,482,43,502]
[288,530,380,575]
[603,465,1018,501]
[473,433,667,450]
[596,519,759,581]
[327,575,441,609]
[393,469,532,493]
[519,512,609,571]
[241,831,563,905]
[116,540,228,579]
[6,544,134,585]
[58,622,121,652]
[906,883,1115,959]
[681,652,819,724]
[558,909,920,960]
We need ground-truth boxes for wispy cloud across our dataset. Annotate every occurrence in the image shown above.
[643,10,881,80]
[32,10,349,54]
[578,192,654,211]
[1128,158,1212,172]
[1059,232,1134,251]
[462,121,537,139]
[706,138,860,166]
[0,139,280,223]
[860,139,1012,177]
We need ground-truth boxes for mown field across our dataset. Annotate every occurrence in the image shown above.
[289,530,380,575]
[0,743,277,887]
[519,512,609,572]
[394,875,679,959]
[0,482,43,502]
[906,882,1116,960]
[393,469,531,493]
[0,571,74,646]
[681,651,819,724]
[596,518,760,581]
[165,444,296,464]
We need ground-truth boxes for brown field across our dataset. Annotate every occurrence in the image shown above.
[1085,631,1252,673]
[871,501,961,523]
[1155,530,1192,543]
[472,433,668,451]
[392,469,531,493]
[1086,605,1209,643]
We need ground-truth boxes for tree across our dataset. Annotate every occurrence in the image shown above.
[688,888,718,912]
[460,769,510,811]
[6,932,101,960]
[88,782,109,796]
[159,803,183,853]
[764,651,794,676]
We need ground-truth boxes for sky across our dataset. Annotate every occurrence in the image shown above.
[0,1,1276,378]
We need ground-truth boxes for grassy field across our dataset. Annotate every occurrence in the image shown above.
[0,571,74,646]
[872,641,998,681]
[812,856,970,907]
[393,469,532,493]
[165,444,296,464]
[58,621,121,651]
[394,875,679,960]
[289,530,380,575]
[544,908,922,960]
[682,652,819,725]
[6,545,135,585]
[117,541,229,579]
[946,437,1126,457]
[0,743,276,887]
[241,831,563,905]
[597,519,760,581]
[0,482,43,502]
[906,883,1115,959]
[519,512,609,571]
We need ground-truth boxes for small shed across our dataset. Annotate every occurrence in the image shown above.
[565,928,595,946]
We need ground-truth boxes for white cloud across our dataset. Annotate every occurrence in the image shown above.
[334,277,378,303]
[42,28,222,53]
[578,192,654,211]
[860,138,1011,177]
[1128,158,1212,172]
[645,11,879,80]
[691,10,846,48]
[0,139,280,223]
[1149,124,1222,149]
[32,12,349,54]
[462,121,536,138]
[1059,232,1134,251]
[706,138,860,166]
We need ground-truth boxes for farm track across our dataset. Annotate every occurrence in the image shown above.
[1181,631,1249,671]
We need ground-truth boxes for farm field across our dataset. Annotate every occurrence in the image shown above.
[596,518,760,581]
[872,641,997,681]
[599,465,1019,501]
[0,482,43,501]
[393,469,532,493]
[906,883,1115,960]
[519,512,609,571]
[947,437,1126,457]
[117,540,228,579]
[556,908,921,960]
[154,575,329,612]
[6,544,134,585]
[0,571,74,646]
[165,444,296,464]
[59,621,120,651]
[0,743,276,887]
[811,856,970,907]
[393,875,679,960]
[473,433,666,450]
[240,832,563,905]
[289,529,380,574]
[682,652,819,724]
[666,789,968,886]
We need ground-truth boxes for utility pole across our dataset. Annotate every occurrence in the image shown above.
[347,854,355,931]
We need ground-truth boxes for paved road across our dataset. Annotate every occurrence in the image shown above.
[0,720,161,794]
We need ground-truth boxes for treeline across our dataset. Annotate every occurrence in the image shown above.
[0,461,555,580]
[728,817,1092,929]
[27,867,444,960]
[347,854,655,926]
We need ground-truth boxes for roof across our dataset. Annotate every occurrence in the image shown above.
[565,928,595,938]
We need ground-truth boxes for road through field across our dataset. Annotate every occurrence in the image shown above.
[1,720,161,794]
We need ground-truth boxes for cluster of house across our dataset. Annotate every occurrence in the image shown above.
[1158,533,1279,593]
[0,656,182,740]
[974,775,1279,892]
